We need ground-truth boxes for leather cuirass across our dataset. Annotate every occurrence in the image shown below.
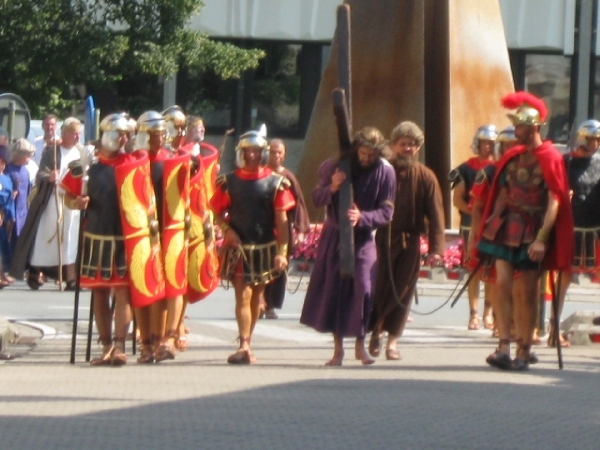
[226,172,282,244]
[82,161,126,279]
[86,162,123,236]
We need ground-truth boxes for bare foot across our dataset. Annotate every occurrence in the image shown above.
[355,348,375,365]
[325,351,344,366]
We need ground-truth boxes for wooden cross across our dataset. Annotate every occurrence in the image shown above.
[333,4,355,277]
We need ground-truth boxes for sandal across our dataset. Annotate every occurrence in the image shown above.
[137,341,155,364]
[90,337,113,366]
[483,314,494,330]
[486,339,512,370]
[26,272,43,290]
[110,339,127,366]
[512,344,531,371]
[468,309,479,330]
[385,348,401,361]
[155,332,176,362]
[227,336,256,364]
[368,333,381,358]
[174,335,188,352]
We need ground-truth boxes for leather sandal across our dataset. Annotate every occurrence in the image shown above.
[368,333,381,357]
[90,338,113,366]
[137,341,155,364]
[486,339,512,370]
[483,314,494,330]
[513,344,531,371]
[155,330,177,362]
[385,348,401,361]
[227,336,256,364]
[110,339,127,366]
[26,272,43,290]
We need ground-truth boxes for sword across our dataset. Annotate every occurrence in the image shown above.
[550,271,564,369]
[450,259,483,308]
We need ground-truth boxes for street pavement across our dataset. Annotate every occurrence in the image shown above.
[1,277,600,449]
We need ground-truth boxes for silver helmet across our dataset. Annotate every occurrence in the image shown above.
[235,125,268,168]
[136,111,166,133]
[163,105,186,145]
[471,125,498,154]
[134,111,166,150]
[577,119,600,140]
[495,126,516,158]
[100,113,131,152]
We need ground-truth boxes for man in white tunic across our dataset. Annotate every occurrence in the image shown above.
[28,118,81,289]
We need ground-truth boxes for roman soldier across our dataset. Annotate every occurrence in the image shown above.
[133,111,190,363]
[449,125,497,331]
[62,112,163,365]
[210,128,296,364]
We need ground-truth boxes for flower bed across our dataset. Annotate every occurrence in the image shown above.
[292,225,463,273]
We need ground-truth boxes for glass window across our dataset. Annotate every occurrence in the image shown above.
[177,69,235,130]
[524,54,572,143]
[251,42,301,136]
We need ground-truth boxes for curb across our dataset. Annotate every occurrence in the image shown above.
[0,315,16,352]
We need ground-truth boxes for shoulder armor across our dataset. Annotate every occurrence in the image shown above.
[277,175,292,191]
[68,159,85,178]
[474,169,487,185]
[215,174,227,192]
[448,168,462,182]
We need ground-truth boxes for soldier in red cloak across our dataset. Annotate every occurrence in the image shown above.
[477,92,573,371]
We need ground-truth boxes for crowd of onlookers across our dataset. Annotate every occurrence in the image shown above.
[0,116,58,286]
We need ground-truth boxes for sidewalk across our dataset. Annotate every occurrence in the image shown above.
[1,314,599,450]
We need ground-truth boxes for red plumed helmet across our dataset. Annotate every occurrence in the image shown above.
[501,91,548,125]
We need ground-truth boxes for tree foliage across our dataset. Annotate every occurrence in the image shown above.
[0,0,264,117]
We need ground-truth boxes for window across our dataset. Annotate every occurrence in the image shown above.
[523,54,572,143]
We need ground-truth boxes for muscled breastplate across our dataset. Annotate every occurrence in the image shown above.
[226,173,281,244]
[86,162,122,236]
[505,157,547,217]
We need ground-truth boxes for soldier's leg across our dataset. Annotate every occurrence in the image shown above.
[134,305,154,363]
[486,260,514,369]
[512,269,540,369]
[227,275,256,364]
[111,286,132,365]
[467,271,481,330]
[90,288,113,365]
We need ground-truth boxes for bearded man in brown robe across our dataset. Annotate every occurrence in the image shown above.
[369,121,446,360]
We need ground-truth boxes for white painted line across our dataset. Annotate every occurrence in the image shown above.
[13,320,58,339]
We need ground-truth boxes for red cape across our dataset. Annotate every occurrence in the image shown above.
[478,141,573,270]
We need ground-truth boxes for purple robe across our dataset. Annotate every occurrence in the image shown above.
[300,157,396,338]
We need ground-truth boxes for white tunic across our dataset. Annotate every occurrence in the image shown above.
[30,146,81,266]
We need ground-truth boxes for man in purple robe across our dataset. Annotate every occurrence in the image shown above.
[300,127,396,366]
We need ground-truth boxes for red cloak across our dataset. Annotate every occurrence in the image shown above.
[478,141,573,270]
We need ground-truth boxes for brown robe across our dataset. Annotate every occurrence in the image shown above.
[264,166,311,310]
[370,161,445,336]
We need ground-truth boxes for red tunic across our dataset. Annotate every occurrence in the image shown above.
[62,152,138,288]
[478,142,574,270]
[210,167,296,215]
